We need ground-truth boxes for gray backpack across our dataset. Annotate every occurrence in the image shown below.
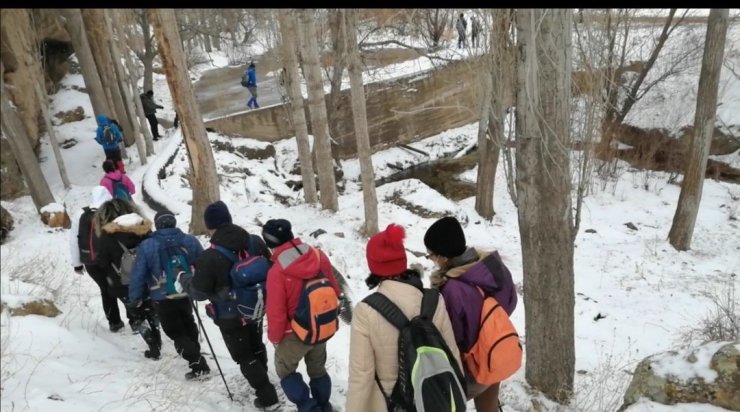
[114,241,138,285]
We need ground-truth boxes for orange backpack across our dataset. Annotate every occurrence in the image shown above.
[463,287,522,384]
[290,250,339,345]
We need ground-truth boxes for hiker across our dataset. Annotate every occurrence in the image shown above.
[424,216,520,412]
[100,160,135,201]
[471,16,481,48]
[140,90,164,141]
[180,201,280,409]
[69,186,125,332]
[262,218,341,412]
[94,198,162,360]
[128,210,211,379]
[346,224,465,412]
[245,62,259,109]
[95,114,125,173]
[456,13,467,49]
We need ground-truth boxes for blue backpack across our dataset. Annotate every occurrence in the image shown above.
[108,177,132,201]
[157,238,193,299]
[209,244,269,321]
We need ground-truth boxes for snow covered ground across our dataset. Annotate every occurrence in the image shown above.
[2,14,739,412]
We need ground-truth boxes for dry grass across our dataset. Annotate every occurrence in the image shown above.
[679,273,739,346]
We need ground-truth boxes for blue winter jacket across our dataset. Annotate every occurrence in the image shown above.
[129,227,204,302]
[246,66,257,87]
[95,115,123,150]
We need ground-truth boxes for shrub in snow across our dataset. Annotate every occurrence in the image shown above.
[619,341,740,411]
[0,299,61,318]
[0,205,13,244]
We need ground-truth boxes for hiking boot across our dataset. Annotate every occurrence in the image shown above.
[144,349,160,360]
[253,398,280,411]
[184,368,210,380]
[109,321,125,333]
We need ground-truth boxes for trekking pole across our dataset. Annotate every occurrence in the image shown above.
[190,298,234,401]
[193,301,204,344]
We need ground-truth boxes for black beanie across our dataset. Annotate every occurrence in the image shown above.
[203,200,232,230]
[424,216,466,258]
[262,219,294,248]
[154,210,177,230]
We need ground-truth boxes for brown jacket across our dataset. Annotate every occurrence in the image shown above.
[346,279,462,412]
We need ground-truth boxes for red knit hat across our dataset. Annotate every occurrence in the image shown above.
[366,224,408,277]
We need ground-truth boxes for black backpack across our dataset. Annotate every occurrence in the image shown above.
[363,289,467,412]
[77,207,99,265]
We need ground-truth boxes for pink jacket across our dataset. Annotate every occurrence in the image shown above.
[100,170,136,197]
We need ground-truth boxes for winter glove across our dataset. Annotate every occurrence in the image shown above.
[73,266,84,275]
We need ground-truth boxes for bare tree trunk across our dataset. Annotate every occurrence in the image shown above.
[104,10,147,165]
[134,9,157,93]
[298,9,339,212]
[327,9,347,174]
[59,9,110,119]
[32,81,70,189]
[344,9,378,235]
[149,9,220,235]
[1,63,55,212]
[82,9,135,149]
[200,10,213,53]
[120,22,155,156]
[668,9,729,251]
[278,9,317,204]
[515,9,575,403]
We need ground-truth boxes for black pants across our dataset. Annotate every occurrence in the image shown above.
[85,264,122,325]
[220,320,278,404]
[154,298,201,365]
[130,300,162,352]
[146,114,160,138]
[103,147,125,173]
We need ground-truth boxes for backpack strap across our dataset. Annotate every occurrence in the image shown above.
[211,244,238,263]
[362,292,408,331]
[420,288,440,320]
[117,240,131,253]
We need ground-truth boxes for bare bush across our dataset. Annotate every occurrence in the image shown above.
[680,273,739,345]
[414,9,450,48]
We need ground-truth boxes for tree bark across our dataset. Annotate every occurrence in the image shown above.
[344,9,378,236]
[278,9,317,204]
[326,9,347,174]
[104,10,147,165]
[515,9,575,403]
[82,9,135,149]
[32,81,71,189]
[298,9,339,212]
[668,9,729,251]
[59,9,111,119]
[120,22,155,156]
[149,9,220,235]
[135,9,157,93]
[1,62,56,212]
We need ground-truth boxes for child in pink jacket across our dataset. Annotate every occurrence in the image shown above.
[100,160,136,198]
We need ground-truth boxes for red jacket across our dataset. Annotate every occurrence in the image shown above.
[266,238,340,344]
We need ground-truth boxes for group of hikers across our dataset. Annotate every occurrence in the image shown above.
[69,180,522,411]
[456,13,482,49]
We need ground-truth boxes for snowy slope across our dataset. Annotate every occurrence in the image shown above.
[3,17,740,412]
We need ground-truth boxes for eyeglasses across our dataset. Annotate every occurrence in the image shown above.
[425,253,437,260]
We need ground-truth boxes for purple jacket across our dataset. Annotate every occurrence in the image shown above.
[436,249,517,352]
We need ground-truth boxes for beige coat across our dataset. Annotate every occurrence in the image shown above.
[346,279,462,412]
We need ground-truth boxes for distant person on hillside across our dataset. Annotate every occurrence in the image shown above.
[245,62,259,109]
[140,90,164,141]
[456,13,468,49]
[95,115,125,173]
[471,16,481,48]
[100,160,135,201]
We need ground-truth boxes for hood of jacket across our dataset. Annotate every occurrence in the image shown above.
[104,170,124,181]
[102,213,152,236]
[97,115,109,127]
[90,186,112,209]
[152,227,185,241]
[430,247,497,290]
[209,223,250,252]
[274,238,321,280]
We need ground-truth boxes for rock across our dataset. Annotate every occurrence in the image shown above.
[40,208,71,229]
[620,341,740,411]
[1,205,14,244]
[334,232,345,238]
[585,228,597,233]
[1,137,27,200]
[310,229,327,239]
[1,299,62,317]
[53,106,85,124]
[624,222,639,231]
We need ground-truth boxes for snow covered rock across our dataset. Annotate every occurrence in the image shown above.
[39,203,70,229]
[53,106,85,124]
[1,298,61,318]
[620,341,740,411]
